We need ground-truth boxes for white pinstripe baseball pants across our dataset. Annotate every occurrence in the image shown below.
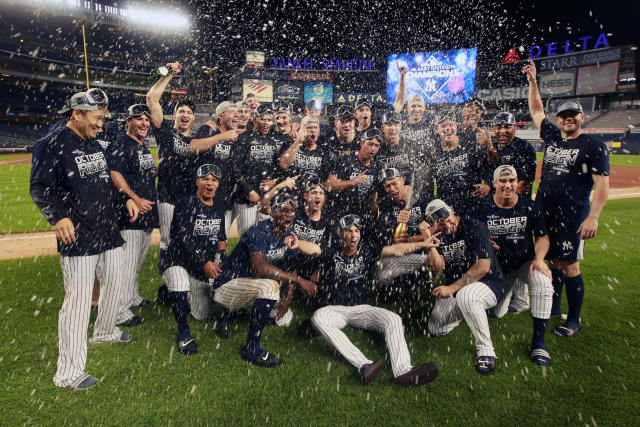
[232,204,258,237]
[53,247,125,388]
[118,229,151,309]
[428,282,498,358]
[508,280,531,312]
[374,254,430,283]
[311,304,413,377]
[162,266,214,320]
[158,202,175,251]
[224,209,235,239]
[213,278,280,311]
[492,262,553,319]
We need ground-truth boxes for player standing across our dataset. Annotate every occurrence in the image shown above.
[353,98,373,142]
[523,59,609,337]
[30,90,139,389]
[278,116,333,183]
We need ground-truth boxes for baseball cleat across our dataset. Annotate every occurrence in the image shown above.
[242,348,282,368]
[508,305,530,314]
[530,348,552,366]
[118,332,133,342]
[552,324,583,338]
[118,315,145,327]
[475,356,496,375]
[359,359,384,385]
[214,318,230,339]
[177,337,198,355]
[74,375,98,390]
[394,362,439,387]
[136,299,153,308]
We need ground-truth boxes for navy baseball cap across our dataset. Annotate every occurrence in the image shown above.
[270,192,298,210]
[196,164,222,179]
[556,100,583,115]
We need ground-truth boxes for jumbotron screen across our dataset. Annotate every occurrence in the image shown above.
[387,49,477,105]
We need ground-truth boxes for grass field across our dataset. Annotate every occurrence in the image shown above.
[0,198,638,425]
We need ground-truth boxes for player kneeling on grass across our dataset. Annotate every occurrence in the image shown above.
[311,214,441,386]
[426,199,506,375]
[213,192,319,367]
[160,164,227,355]
[472,166,554,366]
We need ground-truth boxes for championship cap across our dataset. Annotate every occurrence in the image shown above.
[126,104,152,119]
[305,99,323,111]
[492,112,516,126]
[493,165,518,180]
[301,115,320,127]
[355,98,372,109]
[556,100,583,115]
[338,214,362,230]
[216,101,237,116]
[255,103,274,117]
[379,167,403,182]
[381,111,402,124]
[270,191,298,210]
[335,105,355,120]
[425,199,453,226]
[58,89,109,114]
[196,163,222,179]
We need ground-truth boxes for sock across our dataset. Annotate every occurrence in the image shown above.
[169,291,191,341]
[245,298,275,356]
[551,269,565,316]
[219,308,245,326]
[564,275,584,329]
[532,317,549,349]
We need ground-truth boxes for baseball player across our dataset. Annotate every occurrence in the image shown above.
[272,101,294,145]
[524,59,610,337]
[311,214,440,386]
[235,100,251,133]
[326,105,359,157]
[376,112,414,182]
[304,99,333,141]
[426,199,505,375]
[107,104,160,327]
[353,98,373,142]
[160,164,227,355]
[458,99,499,163]
[30,90,139,389]
[244,92,260,115]
[472,165,554,366]
[213,192,319,367]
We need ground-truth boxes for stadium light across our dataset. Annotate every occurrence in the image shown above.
[126,6,191,30]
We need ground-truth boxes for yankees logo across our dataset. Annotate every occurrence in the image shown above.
[562,240,574,251]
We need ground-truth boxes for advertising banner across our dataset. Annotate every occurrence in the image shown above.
[334,92,386,104]
[274,81,304,103]
[476,87,529,101]
[304,82,333,104]
[538,69,576,98]
[538,48,620,72]
[243,79,273,103]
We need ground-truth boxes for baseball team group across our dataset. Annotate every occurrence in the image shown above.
[29,58,609,390]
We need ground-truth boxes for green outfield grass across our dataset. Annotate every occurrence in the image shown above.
[0,198,638,425]
[0,153,32,160]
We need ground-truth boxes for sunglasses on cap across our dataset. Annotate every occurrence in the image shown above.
[196,163,222,179]
[493,112,516,127]
[271,193,298,210]
[425,205,452,226]
[379,167,402,182]
[360,127,382,142]
[127,104,151,119]
[339,214,362,230]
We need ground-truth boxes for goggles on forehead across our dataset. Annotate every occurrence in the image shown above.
[425,205,452,226]
[493,112,516,127]
[174,100,196,113]
[127,104,152,119]
[302,176,327,193]
[361,127,382,142]
[305,99,323,111]
[379,167,402,182]
[382,111,402,124]
[86,88,109,106]
[272,101,292,114]
[196,163,222,179]
[335,105,355,119]
[271,193,298,210]
[339,214,362,230]
[255,104,274,117]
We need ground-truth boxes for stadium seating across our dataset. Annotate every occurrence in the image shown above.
[584,110,640,130]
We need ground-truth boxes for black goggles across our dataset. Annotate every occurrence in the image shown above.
[196,164,222,179]
[255,104,274,117]
[305,100,323,111]
[271,193,298,210]
[425,205,452,226]
[382,111,401,124]
[86,88,109,106]
[493,112,516,127]
[302,176,327,193]
[361,128,382,142]
[339,214,362,230]
[272,101,292,114]
[379,167,402,182]
[127,104,151,118]
[335,105,355,119]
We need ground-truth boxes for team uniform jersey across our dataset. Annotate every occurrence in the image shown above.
[437,216,505,299]
[376,192,434,246]
[215,220,299,286]
[155,120,193,205]
[316,239,384,307]
[192,129,237,211]
[30,127,124,256]
[195,124,215,139]
[485,137,537,196]
[376,139,415,180]
[471,197,547,274]
[329,153,379,220]
[106,134,159,230]
[233,131,285,200]
[160,194,226,282]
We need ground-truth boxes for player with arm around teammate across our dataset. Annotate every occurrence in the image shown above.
[311,214,441,386]
[426,199,505,375]
[523,59,610,337]
[29,90,139,389]
[473,165,554,366]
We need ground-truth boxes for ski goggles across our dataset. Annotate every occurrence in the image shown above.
[492,112,516,127]
[196,164,222,179]
[425,200,452,226]
[58,88,109,113]
[126,104,152,119]
[338,214,362,230]
[174,100,196,113]
[381,111,402,124]
[272,101,292,114]
[270,192,298,210]
[379,167,403,182]
[360,127,382,142]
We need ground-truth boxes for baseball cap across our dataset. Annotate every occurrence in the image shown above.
[556,100,583,115]
[301,115,319,127]
[196,163,222,179]
[493,112,516,126]
[338,214,362,230]
[58,89,109,114]
[270,192,298,210]
[305,99,323,111]
[381,111,402,124]
[493,165,518,180]
[302,176,327,193]
[360,127,382,142]
[272,101,292,114]
[355,98,372,109]
[425,199,453,226]
[255,103,274,117]
[379,167,403,182]
[126,104,151,119]
[174,100,196,113]
[216,101,237,116]
[335,105,355,120]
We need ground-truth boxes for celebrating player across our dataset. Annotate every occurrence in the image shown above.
[160,164,227,355]
[311,214,441,386]
[523,59,610,337]
[472,166,554,366]
[327,105,358,157]
[278,115,333,183]
[354,98,373,141]
[30,90,139,389]
[426,199,505,375]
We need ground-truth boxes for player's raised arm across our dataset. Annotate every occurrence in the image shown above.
[523,59,545,130]
[146,61,181,128]
[393,63,408,113]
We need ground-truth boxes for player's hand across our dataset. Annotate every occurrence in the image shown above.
[294,127,307,143]
[248,191,260,204]
[516,181,530,195]
[259,179,277,193]
[397,63,408,77]
[167,61,182,75]
[296,277,317,297]
[126,199,140,223]
[475,127,492,148]
[280,175,300,191]
[397,209,411,224]
[490,235,500,251]
[273,298,292,321]
[134,196,155,214]
[472,183,490,198]
[432,285,455,299]
[203,260,222,279]
[219,129,239,142]
[522,59,537,83]
[284,232,299,249]
[351,170,369,186]
[54,218,76,245]
[421,231,441,249]
[578,216,599,239]
[529,259,552,279]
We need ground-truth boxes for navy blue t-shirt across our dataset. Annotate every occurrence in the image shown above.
[279,143,333,182]
[160,194,226,282]
[195,124,216,139]
[155,120,193,205]
[192,129,237,211]
[329,153,379,219]
[30,127,124,256]
[106,134,159,230]
[536,118,610,225]
[471,197,547,274]
[437,216,505,299]
[376,192,434,246]
[484,137,537,196]
[215,220,299,286]
[233,132,285,200]
[292,208,335,278]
